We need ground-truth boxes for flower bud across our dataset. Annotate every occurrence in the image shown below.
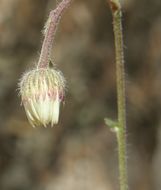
[19,68,65,127]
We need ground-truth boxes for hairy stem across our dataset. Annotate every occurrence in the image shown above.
[38,0,72,68]
[108,0,128,190]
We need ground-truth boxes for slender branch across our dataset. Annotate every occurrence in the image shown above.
[37,0,72,68]
[108,0,128,190]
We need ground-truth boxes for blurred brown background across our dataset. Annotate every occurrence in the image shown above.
[0,0,161,189]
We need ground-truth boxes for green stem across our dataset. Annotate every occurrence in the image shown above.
[108,1,128,190]
[37,0,72,69]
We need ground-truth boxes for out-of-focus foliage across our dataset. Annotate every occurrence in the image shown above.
[0,0,161,189]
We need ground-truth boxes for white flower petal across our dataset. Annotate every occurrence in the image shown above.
[30,99,40,121]
[51,91,60,126]
[25,109,36,128]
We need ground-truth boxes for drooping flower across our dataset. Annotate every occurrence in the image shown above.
[19,68,65,127]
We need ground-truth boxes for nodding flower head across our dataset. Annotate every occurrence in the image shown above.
[19,68,65,127]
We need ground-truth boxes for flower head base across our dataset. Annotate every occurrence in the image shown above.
[19,68,65,127]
